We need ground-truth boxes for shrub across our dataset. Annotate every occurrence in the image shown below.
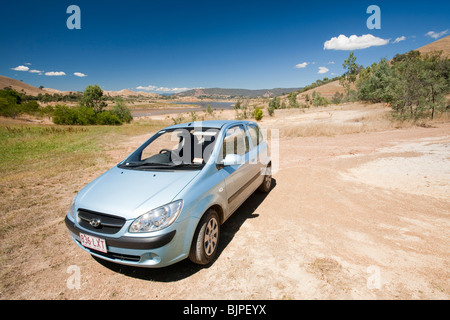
[253,108,263,121]
[312,92,330,107]
[206,104,213,115]
[52,105,80,125]
[52,105,122,125]
[331,92,344,104]
[19,100,40,114]
[269,97,281,110]
[95,111,122,125]
[0,97,20,118]
[288,92,299,108]
[112,98,132,123]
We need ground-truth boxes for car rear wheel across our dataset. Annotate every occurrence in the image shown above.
[258,163,272,193]
[189,209,220,265]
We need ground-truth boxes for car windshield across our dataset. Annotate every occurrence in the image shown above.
[119,127,220,170]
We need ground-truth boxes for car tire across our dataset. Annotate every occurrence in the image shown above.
[258,163,272,193]
[189,209,220,265]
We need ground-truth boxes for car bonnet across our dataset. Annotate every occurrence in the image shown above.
[75,166,200,220]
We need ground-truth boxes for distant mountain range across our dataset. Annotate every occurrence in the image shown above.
[0,75,300,99]
[174,87,303,98]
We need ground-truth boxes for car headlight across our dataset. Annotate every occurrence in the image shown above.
[68,198,77,219]
[129,200,183,233]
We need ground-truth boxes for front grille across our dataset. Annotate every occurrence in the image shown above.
[95,251,141,262]
[77,209,126,234]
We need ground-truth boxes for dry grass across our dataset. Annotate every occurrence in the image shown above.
[0,101,449,297]
[0,119,169,295]
[260,103,450,138]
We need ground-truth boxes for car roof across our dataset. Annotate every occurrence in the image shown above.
[164,120,257,130]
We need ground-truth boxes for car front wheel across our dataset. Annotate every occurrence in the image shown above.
[189,209,220,265]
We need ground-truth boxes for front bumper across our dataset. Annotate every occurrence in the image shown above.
[65,216,182,267]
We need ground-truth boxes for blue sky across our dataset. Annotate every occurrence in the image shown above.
[1,0,449,93]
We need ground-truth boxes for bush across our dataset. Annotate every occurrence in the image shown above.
[269,97,280,110]
[331,92,344,104]
[112,98,133,123]
[52,105,122,125]
[20,100,40,114]
[288,92,299,108]
[312,92,330,107]
[253,108,263,121]
[52,105,79,125]
[0,89,23,118]
[96,111,122,125]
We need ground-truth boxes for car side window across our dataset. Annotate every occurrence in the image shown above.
[221,125,249,159]
[247,123,263,149]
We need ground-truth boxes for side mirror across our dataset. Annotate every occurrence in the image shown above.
[222,154,242,166]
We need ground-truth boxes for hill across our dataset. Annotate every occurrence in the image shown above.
[0,75,46,96]
[103,89,160,98]
[292,35,450,103]
[416,35,450,57]
[0,75,160,98]
[175,87,303,99]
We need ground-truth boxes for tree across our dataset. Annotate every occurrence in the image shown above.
[340,52,359,94]
[386,50,450,119]
[357,58,393,103]
[82,84,107,113]
[420,52,450,119]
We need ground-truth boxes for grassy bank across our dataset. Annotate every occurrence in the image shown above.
[0,119,168,295]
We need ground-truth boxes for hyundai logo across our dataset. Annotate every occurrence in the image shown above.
[89,218,101,228]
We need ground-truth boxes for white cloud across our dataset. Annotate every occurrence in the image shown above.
[295,62,308,69]
[425,29,448,39]
[24,63,32,66]
[11,65,29,71]
[393,36,406,43]
[29,70,43,75]
[136,85,158,91]
[324,34,389,50]
[45,71,66,76]
[136,85,191,93]
[74,72,87,77]
[328,61,335,64]
[318,67,329,74]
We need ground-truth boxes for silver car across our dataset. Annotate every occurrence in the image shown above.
[65,120,272,267]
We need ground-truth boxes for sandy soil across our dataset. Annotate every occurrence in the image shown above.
[2,106,449,300]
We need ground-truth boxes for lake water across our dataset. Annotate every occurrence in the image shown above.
[171,101,235,110]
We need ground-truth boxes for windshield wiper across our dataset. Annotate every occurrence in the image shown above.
[166,163,204,168]
[119,162,203,169]
[119,162,172,168]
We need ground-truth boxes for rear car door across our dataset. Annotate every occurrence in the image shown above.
[219,125,254,217]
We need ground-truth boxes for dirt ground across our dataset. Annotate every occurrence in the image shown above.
[1,105,449,300]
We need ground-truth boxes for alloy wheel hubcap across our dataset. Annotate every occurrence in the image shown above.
[204,217,218,256]
[265,174,271,189]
